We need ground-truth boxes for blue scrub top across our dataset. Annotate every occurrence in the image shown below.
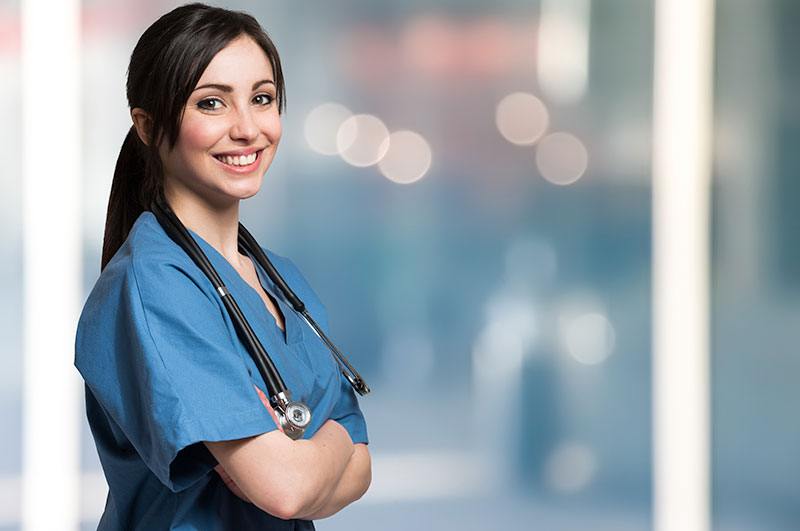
[75,212,368,530]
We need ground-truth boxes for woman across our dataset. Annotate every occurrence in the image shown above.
[75,4,370,529]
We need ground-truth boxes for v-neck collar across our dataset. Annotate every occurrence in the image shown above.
[242,245,304,346]
[186,228,303,347]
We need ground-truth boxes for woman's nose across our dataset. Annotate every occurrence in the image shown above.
[229,108,259,142]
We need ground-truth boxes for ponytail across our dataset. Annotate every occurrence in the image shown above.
[101,127,162,270]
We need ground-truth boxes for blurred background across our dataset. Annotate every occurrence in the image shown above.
[1,0,799,529]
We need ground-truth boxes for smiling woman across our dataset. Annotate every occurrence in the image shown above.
[142,36,283,216]
[74,4,370,530]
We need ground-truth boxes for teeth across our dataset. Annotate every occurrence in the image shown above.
[218,153,258,166]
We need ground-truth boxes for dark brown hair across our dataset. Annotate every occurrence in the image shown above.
[101,3,285,270]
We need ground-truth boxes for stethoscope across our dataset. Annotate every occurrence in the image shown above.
[151,197,370,440]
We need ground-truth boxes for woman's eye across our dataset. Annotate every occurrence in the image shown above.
[253,94,274,106]
[197,98,222,110]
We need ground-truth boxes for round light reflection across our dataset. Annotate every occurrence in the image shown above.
[496,92,549,146]
[337,114,390,167]
[536,132,588,185]
[378,130,432,184]
[562,311,615,365]
[304,103,353,155]
[544,442,597,493]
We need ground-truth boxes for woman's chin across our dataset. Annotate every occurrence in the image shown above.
[221,176,264,202]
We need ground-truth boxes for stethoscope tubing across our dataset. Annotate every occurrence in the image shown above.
[237,225,370,396]
[151,198,371,403]
[151,199,289,399]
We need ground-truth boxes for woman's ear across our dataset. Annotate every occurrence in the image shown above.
[131,108,153,146]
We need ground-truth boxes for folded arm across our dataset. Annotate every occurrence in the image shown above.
[204,419,355,520]
[297,442,371,520]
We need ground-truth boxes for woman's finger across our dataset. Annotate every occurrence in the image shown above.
[214,464,252,503]
[254,384,285,433]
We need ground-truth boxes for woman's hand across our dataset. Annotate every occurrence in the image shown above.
[253,384,285,433]
[215,464,252,502]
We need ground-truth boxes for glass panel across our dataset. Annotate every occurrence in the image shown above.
[713,1,800,529]
[79,0,655,528]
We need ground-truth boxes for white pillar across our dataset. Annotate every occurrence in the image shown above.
[652,0,715,530]
[21,0,83,529]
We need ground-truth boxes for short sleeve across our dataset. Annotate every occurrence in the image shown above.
[329,372,369,444]
[76,246,278,492]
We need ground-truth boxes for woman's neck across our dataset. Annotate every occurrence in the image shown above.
[164,189,243,266]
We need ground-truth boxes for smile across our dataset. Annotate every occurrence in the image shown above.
[214,152,258,166]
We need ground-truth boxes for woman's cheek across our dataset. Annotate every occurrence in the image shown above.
[179,112,225,151]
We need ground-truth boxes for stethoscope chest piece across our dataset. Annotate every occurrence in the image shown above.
[281,402,312,440]
[273,390,311,440]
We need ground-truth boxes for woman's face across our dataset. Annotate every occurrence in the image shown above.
[159,36,282,207]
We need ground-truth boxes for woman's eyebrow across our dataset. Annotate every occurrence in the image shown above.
[194,83,232,93]
[251,79,275,90]
[193,79,275,93]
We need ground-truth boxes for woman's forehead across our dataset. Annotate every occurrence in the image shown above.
[195,36,274,88]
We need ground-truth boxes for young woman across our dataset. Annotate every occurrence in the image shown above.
[75,4,370,529]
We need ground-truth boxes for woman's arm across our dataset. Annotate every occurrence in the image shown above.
[204,419,354,520]
[297,442,371,520]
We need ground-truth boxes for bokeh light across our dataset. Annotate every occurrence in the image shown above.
[337,113,390,167]
[377,130,432,184]
[496,92,549,146]
[304,102,353,156]
[537,0,590,104]
[561,311,616,365]
[474,293,538,378]
[544,442,597,493]
[536,132,589,185]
